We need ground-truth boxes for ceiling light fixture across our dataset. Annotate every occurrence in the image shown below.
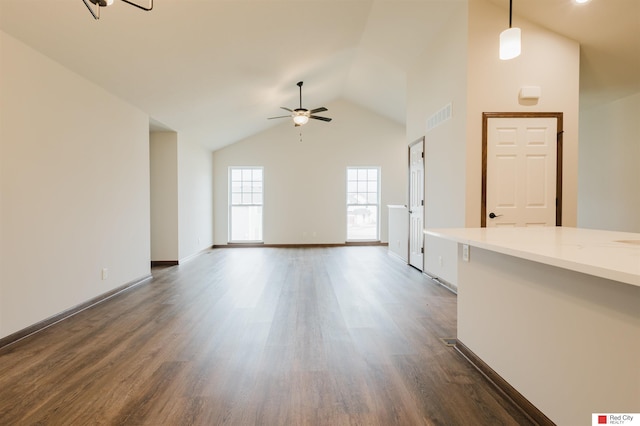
[575,0,591,3]
[499,0,521,60]
[293,111,310,126]
[82,0,153,20]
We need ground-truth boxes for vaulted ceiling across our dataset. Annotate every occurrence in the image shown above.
[1,0,638,151]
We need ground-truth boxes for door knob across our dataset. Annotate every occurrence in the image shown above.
[489,212,502,219]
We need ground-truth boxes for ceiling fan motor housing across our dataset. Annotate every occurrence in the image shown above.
[90,0,113,6]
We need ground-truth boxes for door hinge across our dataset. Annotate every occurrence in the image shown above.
[421,247,424,254]
[421,152,424,158]
[421,200,424,206]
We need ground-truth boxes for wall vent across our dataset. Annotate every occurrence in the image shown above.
[426,102,452,132]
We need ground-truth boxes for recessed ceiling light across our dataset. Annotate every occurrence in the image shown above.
[575,0,591,4]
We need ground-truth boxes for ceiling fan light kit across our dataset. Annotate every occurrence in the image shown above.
[293,111,310,125]
[82,0,153,19]
[268,81,332,127]
[499,0,521,60]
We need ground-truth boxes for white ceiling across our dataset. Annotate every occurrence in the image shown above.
[1,0,638,151]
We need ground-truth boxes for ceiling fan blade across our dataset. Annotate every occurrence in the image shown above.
[310,115,332,122]
[121,0,153,12]
[267,115,290,120]
[310,107,327,114]
[82,0,100,19]
[280,106,293,112]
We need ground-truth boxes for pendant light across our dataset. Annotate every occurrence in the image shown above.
[499,0,521,60]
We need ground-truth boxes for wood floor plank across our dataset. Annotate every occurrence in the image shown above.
[0,246,535,425]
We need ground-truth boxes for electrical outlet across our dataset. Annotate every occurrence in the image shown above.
[101,268,108,280]
[462,244,470,262]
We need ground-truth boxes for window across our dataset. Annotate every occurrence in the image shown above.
[346,167,380,241]
[229,167,263,242]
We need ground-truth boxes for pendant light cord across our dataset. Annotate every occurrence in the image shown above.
[509,0,513,28]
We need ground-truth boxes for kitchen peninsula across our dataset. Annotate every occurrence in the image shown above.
[425,227,640,426]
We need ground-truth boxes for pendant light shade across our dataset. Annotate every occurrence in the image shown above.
[499,0,521,60]
[500,27,521,60]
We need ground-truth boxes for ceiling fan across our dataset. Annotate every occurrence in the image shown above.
[82,0,153,20]
[268,81,332,126]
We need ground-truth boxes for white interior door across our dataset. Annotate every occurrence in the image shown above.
[408,139,424,269]
[486,117,558,227]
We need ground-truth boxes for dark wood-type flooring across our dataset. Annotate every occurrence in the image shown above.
[0,247,534,425]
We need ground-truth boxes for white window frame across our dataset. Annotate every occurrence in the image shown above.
[228,166,264,243]
[346,166,381,242]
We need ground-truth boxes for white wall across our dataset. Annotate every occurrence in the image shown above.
[406,4,468,283]
[150,131,214,263]
[578,92,640,232]
[387,205,408,261]
[177,136,214,260]
[0,31,150,338]
[466,0,580,228]
[212,99,406,245]
[407,3,468,229]
[150,132,179,261]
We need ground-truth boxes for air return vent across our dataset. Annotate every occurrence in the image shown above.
[426,102,452,132]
